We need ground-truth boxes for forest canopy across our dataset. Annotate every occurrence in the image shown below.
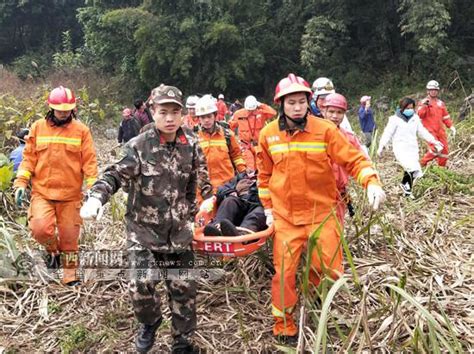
[0,0,472,99]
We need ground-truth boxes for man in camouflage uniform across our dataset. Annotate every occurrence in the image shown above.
[80,84,211,353]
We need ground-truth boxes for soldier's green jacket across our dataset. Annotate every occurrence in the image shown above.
[90,126,213,252]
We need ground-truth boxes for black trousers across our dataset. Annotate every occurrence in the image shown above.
[213,196,266,232]
[401,171,415,190]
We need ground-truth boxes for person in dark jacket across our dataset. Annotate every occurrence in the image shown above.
[358,96,376,147]
[203,171,267,236]
[118,108,141,144]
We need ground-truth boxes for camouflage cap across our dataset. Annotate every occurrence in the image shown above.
[150,84,183,107]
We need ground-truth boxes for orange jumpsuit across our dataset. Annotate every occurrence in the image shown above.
[14,118,98,284]
[417,97,453,167]
[182,114,199,130]
[229,104,276,170]
[216,100,228,121]
[256,115,380,336]
[197,125,246,196]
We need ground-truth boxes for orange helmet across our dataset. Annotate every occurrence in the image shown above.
[324,93,348,111]
[47,86,76,111]
[274,73,312,103]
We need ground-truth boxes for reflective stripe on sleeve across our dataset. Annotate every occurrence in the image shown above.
[258,187,270,199]
[17,170,32,179]
[357,167,378,185]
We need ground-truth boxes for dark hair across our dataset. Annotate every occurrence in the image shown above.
[134,99,144,109]
[399,97,416,112]
[16,128,29,143]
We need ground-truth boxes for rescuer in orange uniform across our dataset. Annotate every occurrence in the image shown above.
[417,80,456,167]
[216,93,228,121]
[13,86,98,285]
[195,95,247,197]
[229,95,276,170]
[256,74,386,342]
[182,95,200,130]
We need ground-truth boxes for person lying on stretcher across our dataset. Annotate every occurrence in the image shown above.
[203,171,267,236]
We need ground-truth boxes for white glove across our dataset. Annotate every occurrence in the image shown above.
[199,196,216,213]
[367,183,386,211]
[80,197,104,220]
[264,209,274,226]
[450,126,456,137]
[433,141,444,152]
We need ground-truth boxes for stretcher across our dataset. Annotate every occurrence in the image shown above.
[192,200,274,257]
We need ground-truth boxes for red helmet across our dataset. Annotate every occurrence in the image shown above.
[274,73,312,103]
[47,86,76,111]
[324,93,348,111]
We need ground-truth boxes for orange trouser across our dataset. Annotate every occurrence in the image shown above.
[272,215,343,336]
[421,133,448,167]
[240,142,257,171]
[28,194,82,284]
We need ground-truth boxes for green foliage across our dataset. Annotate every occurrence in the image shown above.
[0,90,48,149]
[52,31,84,69]
[399,0,451,56]
[0,154,14,192]
[10,51,51,80]
[415,166,473,197]
[301,16,349,73]
[60,324,95,353]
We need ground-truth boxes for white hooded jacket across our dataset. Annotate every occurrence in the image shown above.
[378,111,438,173]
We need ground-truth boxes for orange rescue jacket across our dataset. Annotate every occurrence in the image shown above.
[14,118,98,201]
[216,100,228,121]
[182,114,199,130]
[198,125,246,192]
[229,104,276,144]
[417,98,452,137]
[257,115,380,225]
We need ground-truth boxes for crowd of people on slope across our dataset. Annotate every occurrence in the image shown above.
[9,75,456,352]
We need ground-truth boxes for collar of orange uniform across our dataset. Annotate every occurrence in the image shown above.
[155,126,189,145]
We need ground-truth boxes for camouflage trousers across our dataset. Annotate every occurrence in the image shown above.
[127,241,197,341]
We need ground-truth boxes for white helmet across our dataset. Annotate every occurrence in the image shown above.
[426,80,440,90]
[312,77,335,96]
[195,95,218,116]
[244,95,259,110]
[218,93,224,99]
[185,95,199,108]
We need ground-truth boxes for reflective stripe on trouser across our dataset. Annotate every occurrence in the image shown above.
[421,134,449,167]
[128,241,197,341]
[272,215,343,335]
[240,142,256,170]
[28,194,82,284]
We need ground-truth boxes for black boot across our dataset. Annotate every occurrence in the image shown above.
[219,219,241,236]
[172,338,201,354]
[45,253,61,269]
[203,224,222,236]
[135,317,162,353]
[277,335,298,347]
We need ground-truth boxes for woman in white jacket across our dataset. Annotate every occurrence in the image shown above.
[377,97,443,197]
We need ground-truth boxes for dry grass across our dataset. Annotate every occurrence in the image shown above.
[1,129,473,352]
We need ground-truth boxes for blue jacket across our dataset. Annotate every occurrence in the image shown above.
[9,144,25,172]
[358,106,376,132]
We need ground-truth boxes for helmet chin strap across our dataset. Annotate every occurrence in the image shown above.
[51,115,72,126]
[47,110,73,126]
[285,112,308,124]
